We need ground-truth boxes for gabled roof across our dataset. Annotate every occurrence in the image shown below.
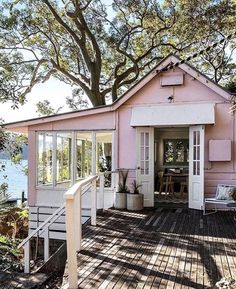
[2,54,232,132]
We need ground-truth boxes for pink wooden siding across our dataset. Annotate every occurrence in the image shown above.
[25,61,234,203]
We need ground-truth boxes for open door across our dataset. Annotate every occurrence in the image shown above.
[136,127,154,207]
[189,125,204,210]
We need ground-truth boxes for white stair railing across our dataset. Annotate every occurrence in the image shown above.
[18,174,103,277]
[18,204,66,273]
[64,175,99,289]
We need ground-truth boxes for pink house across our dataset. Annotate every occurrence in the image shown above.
[2,54,235,240]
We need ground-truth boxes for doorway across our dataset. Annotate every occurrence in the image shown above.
[154,127,189,206]
[136,125,205,210]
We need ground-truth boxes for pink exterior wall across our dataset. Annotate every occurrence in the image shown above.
[29,111,116,131]
[26,65,234,203]
[117,68,235,197]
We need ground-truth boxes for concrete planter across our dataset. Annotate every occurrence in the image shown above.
[115,192,127,209]
[127,193,144,211]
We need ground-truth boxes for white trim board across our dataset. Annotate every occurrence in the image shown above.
[130,103,215,126]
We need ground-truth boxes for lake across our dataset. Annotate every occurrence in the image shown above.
[0,159,28,199]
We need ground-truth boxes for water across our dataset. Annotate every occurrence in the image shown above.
[0,159,28,199]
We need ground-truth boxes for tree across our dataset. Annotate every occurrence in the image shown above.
[36,100,63,116]
[0,0,235,108]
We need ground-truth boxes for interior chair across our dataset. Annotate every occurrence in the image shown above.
[180,177,188,198]
[158,171,174,198]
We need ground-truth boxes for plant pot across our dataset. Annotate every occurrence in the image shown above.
[127,193,144,211]
[115,192,127,209]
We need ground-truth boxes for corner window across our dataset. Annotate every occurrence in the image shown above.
[164,139,189,165]
[37,131,113,189]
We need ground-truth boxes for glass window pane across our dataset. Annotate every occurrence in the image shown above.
[141,147,144,161]
[145,147,149,161]
[197,131,200,145]
[37,132,53,186]
[141,133,144,146]
[96,132,112,187]
[197,146,200,161]
[56,133,72,188]
[145,133,149,146]
[76,132,92,179]
[193,161,196,175]
[197,161,200,175]
[145,161,149,174]
[141,161,145,175]
[193,146,196,160]
[193,131,196,146]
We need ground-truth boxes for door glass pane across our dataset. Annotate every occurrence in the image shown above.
[141,147,144,160]
[193,146,196,160]
[141,161,144,175]
[145,133,149,146]
[194,131,197,146]
[76,132,92,179]
[145,161,149,174]
[140,132,149,175]
[197,161,200,175]
[56,133,72,188]
[193,161,196,175]
[197,131,200,145]
[145,147,149,160]
[197,146,200,161]
[141,133,144,146]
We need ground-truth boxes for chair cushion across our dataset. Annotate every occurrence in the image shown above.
[216,186,235,200]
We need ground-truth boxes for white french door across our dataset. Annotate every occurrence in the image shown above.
[136,127,154,207]
[189,125,205,210]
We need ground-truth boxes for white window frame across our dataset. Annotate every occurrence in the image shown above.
[36,130,115,190]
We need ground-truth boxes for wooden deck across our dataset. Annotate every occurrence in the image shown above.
[62,208,236,289]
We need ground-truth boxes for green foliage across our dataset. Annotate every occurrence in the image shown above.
[118,169,130,193]
[0,0,235,107]
[0,234,23,272]
[36,100,63,116]
[131,180,142,194]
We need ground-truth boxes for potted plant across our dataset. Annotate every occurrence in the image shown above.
[127,180,144,211]
[115,170,129,209]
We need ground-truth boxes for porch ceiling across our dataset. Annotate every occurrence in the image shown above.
[130,103,215,126]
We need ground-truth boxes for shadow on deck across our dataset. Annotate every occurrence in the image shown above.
[62,208,236,289]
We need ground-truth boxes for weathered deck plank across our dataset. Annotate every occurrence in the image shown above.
[62,208,236,289]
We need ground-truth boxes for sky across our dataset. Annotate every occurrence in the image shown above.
[0,79,72,123]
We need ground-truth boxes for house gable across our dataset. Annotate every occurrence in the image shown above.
[113,54,230,109]
[124,67,226,107]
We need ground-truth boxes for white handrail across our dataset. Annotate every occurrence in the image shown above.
[65,175,98,199]
[18,204,66,249]
[65,175,99,289]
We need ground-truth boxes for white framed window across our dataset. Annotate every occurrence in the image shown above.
[36,130,114,189]
[37,132,53,186]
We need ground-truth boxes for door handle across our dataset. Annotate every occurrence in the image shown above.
[137,166,141,170]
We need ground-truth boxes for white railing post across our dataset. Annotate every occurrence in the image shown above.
[99,173,105,211]
[91,179,97,226]
[65,198,78,289]
[74,191,82,251]
[44,227,49,262]
[24,241,30,273]
[64,175,98,289]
